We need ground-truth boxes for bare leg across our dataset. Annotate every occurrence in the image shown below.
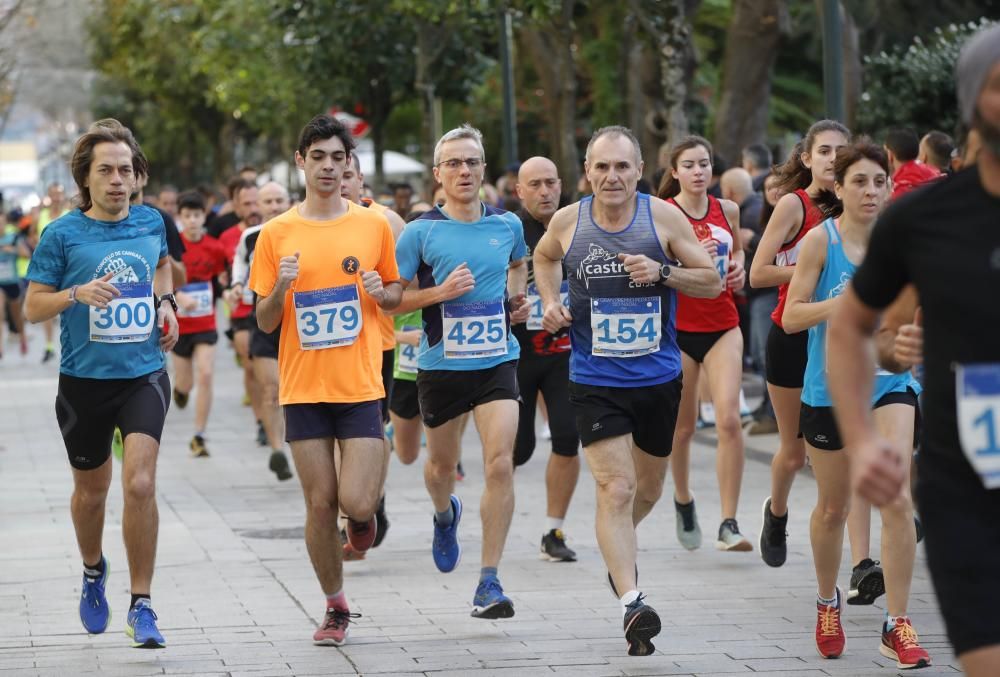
[545,453,580,521]
[960,646,1000,677]
[289,437,343,594]
[846,494,872,566]
[632,445,669,526]
[172,354,193,395]
[703,328,746,520]
[71,459,113,566]
[234,329,262,422]
[473,399,518,568]
[424,415,465,513]
[339,437,389,521]
[252,356,284,449]
[390,411,423,465]
[767,383,807,517]
[192,343,216,433]
[121,433,160,594]
[669,353,701,504]
[585,434,639,595]
[807,445,851,600]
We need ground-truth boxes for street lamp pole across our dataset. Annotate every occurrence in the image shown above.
[822,0,845,122]
[498,5,518,167]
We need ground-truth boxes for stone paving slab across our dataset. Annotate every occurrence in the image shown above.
[0,326,960,675]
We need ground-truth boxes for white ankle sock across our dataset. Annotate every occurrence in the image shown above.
[620,589,641,618]
[546,517,564,533]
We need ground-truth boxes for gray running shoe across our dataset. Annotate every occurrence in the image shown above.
[674,498,702,550]
[847,558,885,605]
[716,518,753,551]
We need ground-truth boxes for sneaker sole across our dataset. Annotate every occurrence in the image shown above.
[125,625,165,649]
[470,600,515,619]
[760,497,787,567]
[314,635,348,646]
[816,641,845,659]
[878,643,931,669]
[715,539,753,552]
[539,550,576,562]
[625,608,661,656]
[846,571,885,605]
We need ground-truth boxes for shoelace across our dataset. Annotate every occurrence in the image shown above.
[133,605,158,631]
[721,519,741,538]
[624,593,647,614]
[321,608,360,631]
[677,503,696,531]
[83,577,103,609]
[891,619,920,649]
[819,604,841,636]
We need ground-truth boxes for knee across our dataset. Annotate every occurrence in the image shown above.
[196,369,213,388]
[262,382,279,407]
[715,412,743,442]
[815,499,849,529]
[636,475,664,507]
[597,476,635,512]
[124,473,155,504]
[881,493,914,522]
[673,419,696,447]
[427,452,456,479]
[484,452,514,485]
[396,445,419,465]
[776,445,806,473]
[340,493,378,522]
[74,483,109,509]
[305,495,339,526]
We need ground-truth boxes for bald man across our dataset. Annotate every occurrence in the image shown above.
[511,156,581,562]
[229,181,294,481]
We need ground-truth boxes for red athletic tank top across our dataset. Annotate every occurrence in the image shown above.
[668,195,739,333]
[770,188,824,328]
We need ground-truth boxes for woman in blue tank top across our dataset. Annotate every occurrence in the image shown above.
[781,140,930,667]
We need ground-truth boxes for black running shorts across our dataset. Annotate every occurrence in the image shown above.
[249,325,279,359]
[56,370,171,470]
[416,361,519,429]
[801,388,919,451]
[389,379,420,419]
[676,329,731,364]
[568,377,683,458]
[231,315,256,333]
[172,330,218,358]
[284,400,383,442]
[765,323,809,388]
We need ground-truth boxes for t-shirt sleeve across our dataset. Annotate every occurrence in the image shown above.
[851,206,909,310]
[509,213,527,261]
[24,226,65,288]
[375,218,400,284]
[394,221,422,282]
[249,228,277,297]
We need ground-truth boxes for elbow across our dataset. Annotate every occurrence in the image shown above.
[781,309,805,335]
[748,266,766,289]
[23,301,41,324]
[256,311,278,334]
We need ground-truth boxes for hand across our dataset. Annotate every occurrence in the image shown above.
[850,434,906,507]
[224,285,242,308]
[360,269,386,304]
[157,304,179,352]
[700,239,719,257]
[397,329,422,347]
[617,253,660,285]
[176,291,197,312]
[76,271,120,309]
[725,259,745,291]
[275,251,300,292]
[542,300,572,334]
[439,263,475,301]
[508,293,530,324]
[894,307,923,369]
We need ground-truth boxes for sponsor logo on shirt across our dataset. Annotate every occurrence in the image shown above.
[577,243,627,288]
[342,256,360,274]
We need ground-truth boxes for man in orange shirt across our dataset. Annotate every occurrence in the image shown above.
[250,114,401,646]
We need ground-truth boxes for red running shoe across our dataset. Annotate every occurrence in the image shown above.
[346,516,377,552]
[880,617,931,669]
[313,603,360,646]
[815,588,846,659]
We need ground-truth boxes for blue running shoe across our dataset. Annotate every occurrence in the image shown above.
[432,494,462,573]
[79,556,110,634]
[470,576,514,619]
[126,599,165,648]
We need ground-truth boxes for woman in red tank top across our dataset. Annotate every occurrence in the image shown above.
[748,120,850,567]
[657,136,752,552]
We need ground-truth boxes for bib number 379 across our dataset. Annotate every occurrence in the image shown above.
[89,281,154,343]
[442,299,508,359]
[294,284,363,350]
[956,363,1000,489]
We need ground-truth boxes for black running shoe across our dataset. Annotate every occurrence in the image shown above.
[42,348,55,364]
[173,388,189,409]
[847,558,885,605]
[540,529,577,562]
[623,593,661,656]
[760,497,788,567]
[268,451,293,480]
[256,421,267,446]
[373,495,389,548]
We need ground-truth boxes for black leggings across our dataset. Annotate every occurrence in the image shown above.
[514,355,579,466]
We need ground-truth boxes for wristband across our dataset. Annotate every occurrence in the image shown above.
[68,285,79,304]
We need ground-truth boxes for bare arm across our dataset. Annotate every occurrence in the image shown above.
[874,284,921,373]
[391,264,475,315]
[749,193,804,289]
[24,281,76,323]
[534,206,575,333]
[656,200,722,298]
[170,259,186,288]
[256,252,298,333]
[781,227,837,334]
[507,258,527,298]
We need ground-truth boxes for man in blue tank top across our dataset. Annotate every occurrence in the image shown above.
[394,124,530,620]
[533,126,721,656]
[23,119,179,649]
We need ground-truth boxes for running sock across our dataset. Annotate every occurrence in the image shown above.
[83,556,105,579]
[326,590,346,610]
[817,592,838,608]
[435,504,454,527]
[546,517,564,532]
[885,614,904,632]
[479,567,498,582]
[194,430,205,438]
[620,590,641,618]
[130,594,150,610]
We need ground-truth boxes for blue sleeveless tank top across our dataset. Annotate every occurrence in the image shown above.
[563,193,680,387]
[801,219,920,407]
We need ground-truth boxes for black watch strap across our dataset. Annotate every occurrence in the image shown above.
[157,293,178,313]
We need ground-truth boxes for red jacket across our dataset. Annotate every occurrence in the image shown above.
[892,161,941,199]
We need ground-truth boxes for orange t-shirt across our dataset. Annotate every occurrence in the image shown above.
[249,202,400,405]
[362,199,398,351]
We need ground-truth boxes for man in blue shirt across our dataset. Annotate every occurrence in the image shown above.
[24,119,179,649]
[394,124,530,619]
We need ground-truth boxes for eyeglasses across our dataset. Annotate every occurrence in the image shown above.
[437,157,484,170]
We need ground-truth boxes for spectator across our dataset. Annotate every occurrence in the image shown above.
[391,182,413,218]
[919,131,955,174]
[742,143,773,192]
[884,127,941,199]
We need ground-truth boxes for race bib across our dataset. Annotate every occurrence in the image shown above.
[397,325,420,374]
[442,299,508,359]
[956,363,1000,489]
[713,242,730,280]
[293,284,362,350]
[590,297,661,358]
[526,280,569,331]
[0,256,16,283]
[89,281,154,344]
[177,281,214,318]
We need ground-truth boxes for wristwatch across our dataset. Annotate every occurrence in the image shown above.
[658,263,673,283]
[68,285,79,304]
[156,293,178,313]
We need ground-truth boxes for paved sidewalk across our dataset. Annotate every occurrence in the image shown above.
[0,329,960,676]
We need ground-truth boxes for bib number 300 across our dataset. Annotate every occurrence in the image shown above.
[956,363,1000,489]
[442,299,507,359]
[89,281,154,343]
[590,297,661,358]
[294,284,363,350]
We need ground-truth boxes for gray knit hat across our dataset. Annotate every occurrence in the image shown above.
[957,23,1000,126]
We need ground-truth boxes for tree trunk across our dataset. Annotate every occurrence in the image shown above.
[841,3,862,129]
[712,0,784,165]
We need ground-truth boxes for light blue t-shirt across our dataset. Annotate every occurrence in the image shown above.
[395,203,527,371]
[26,205,168,379]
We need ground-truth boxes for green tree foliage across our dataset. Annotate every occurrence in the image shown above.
[856,19,998,135]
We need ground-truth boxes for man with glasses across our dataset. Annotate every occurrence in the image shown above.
[393,124,530,619]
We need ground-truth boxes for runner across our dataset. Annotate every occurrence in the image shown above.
[785,139,929,668]
[749,120,849,568]
[172,191,228,458]
[657,135,751,552]
[510,156,581,563]
[23,119,179,648]
[533,125,721,655]
[884,127,942,199]
[249,114,401,646]
[33,183,70,363]
[828,27,1000,675]
[229,181,293,480]
[0,214,30,357]
[393,124,530,619]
